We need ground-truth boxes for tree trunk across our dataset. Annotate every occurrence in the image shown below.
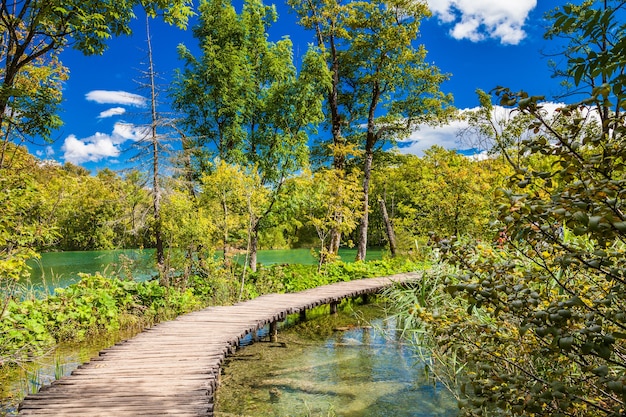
[145,15,165,283]
[310,17,344,256]
[356,150,374,261]
[379,197,397,257]
[249,224,259,273]
[222,197,229,264]
[328,212,342,254]
[357,77,381,261]
[327,32,344,256]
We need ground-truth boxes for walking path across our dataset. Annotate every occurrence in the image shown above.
[18,272,419,416]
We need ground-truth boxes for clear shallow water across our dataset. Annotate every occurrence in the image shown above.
[0,329,140,416]
[24,248,384,293]
[216,308,458,417]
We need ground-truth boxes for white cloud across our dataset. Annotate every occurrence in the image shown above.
[98,107,126,118]
[427,0,537,45]
[61,122,150,164]
[62,133,120,164]
[35,146,55,158]
[113,122,150,142]
[85,90,147,107]
[395,101,567,156]
[396,119,467,155]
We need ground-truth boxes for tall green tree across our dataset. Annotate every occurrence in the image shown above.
[287,0,349,255]
[289,0,454,261]
[0,145,57,316]
[172,0,328,271]
[0,0,193,151]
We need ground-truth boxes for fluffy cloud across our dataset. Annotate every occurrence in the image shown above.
[396,101,566,156]
[35,146,55,158]
[85,90,147,107]
[112,122,150,142]
[62,122,150,164]
[62,133,120,164]
[396,119,468,155]
[98,107,126,118]
[427,0,537,45]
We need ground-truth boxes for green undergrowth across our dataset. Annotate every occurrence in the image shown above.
[0,257,423,368]
[244,257,423,296]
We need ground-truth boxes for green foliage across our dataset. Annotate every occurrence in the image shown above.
[245,257,422,295]
[0,273,203,364]
[0,146,60,327]
[370,149,508,249]
[0,54,67,144]
[386,1,626,416]
[199,161,267,252]
[173,0,327,178]
[275,168,364,267]
[545,0,625,96]
[159,187,215,285]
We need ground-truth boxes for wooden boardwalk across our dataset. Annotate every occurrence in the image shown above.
[18,272,419,416]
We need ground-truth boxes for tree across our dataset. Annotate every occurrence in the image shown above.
[127,13,176,282]
[199,161,267,263]
[0,145,57,310]
[0,53,66,165]
[459,89,535,169]
[160,187,214,287]
[287,0,349,255]
[280,168,363,270]
[394,1,626,415]
[116,170,153,248]
[289,0,454,261]
[172,0,328,271]
[51,171,124,251]
[0,0,193,151]
[370,149,506,254]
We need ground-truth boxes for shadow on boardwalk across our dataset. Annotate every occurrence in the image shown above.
[18,272,420,416]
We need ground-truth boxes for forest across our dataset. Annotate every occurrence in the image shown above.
[1,0,625,416]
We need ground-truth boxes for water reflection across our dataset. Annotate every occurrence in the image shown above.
[216,307,457,417]
[24,248,384,293]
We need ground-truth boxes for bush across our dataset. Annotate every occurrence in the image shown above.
[0,273,206,364]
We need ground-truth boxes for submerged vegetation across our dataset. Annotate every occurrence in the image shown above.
[215,303,457,417]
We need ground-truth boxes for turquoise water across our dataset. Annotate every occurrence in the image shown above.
[25,249,157,294]
[216,307,458,417]
[24,248,384,292]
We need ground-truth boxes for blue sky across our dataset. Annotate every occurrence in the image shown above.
[35,0,566,171]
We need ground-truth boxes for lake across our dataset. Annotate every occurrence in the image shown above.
[24,248,384,293]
